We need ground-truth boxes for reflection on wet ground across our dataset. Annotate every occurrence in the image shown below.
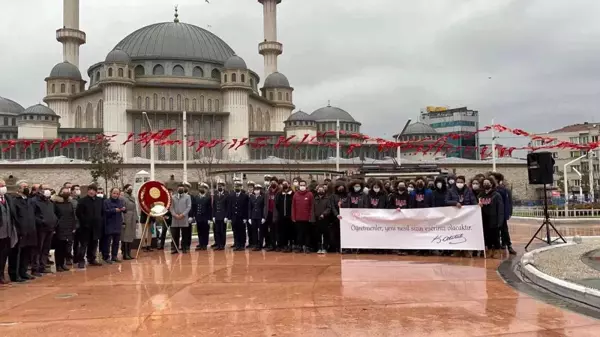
[1,222,600,336]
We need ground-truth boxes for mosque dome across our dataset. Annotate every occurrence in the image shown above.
[21,104,57,116]
[285,110,314,122]
[402,122,438,135]
[49,61,82,80]
[105,49,131,64]
[310,105,356,123]
[224,55,247,70]
[263,72,291,88]
[0,96,25,115]
[112,21,236,64]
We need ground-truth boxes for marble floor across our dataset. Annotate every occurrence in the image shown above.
[1,222,600,336]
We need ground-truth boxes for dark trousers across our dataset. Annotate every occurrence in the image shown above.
[182,226,192,249]
[171,227,182,250]
[484,226,501,249]
[0,237,10,280]
[214,220,226,248]
[54,239,68,267]
[329,219,341,252]
[258,213,272,248]
[500,219,512,247]
[66,239,73,260]
[196,220,210,247]
[32,230,53,271]
[72,235,80,262]
[279,217,295,248]
[159,222,168,247]
[316,219,331,250]
[248,219,261,247]
[101,233,121,260]
[232,219,246,248]
[267,213,279,248]
[8,245,33,279]
[76,230,99,263]
[295,221,312,248]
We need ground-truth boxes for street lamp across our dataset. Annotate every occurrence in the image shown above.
[396,119,412,166]
[564,153,587,213]
[142,111,155,181]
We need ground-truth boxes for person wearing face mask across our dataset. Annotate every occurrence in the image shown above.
[169,183,192,254]
[246,181,256,194]
[31,184,58,274]
[181,182,194,252]
[447,174,457,190]
[101,188,126,264]
[427,180,435,191]
[367,181,388,209]
[407,182,415,194]
[329,181,347,253]
[431,176,451,208]
[263,177,281,251]
[120,184,137,260]
[291,180,315,253]
[446,176,477,257]
[489,172,515,255]
[389,182,410,210]
[313,184,331,254]
[274,180,294,252]
[346,180,367,208]
[263,175,272,191]
[0,179,17,284]
[227,181,249,251]
[291,177,300,191]
[75,184,105,269]
[97,187,105,199]
[51,187,77,271]
[409,177,433,209]
[212,181,229,251]
[478,177,504,259]
[470,178,482,202]
[8,181,37,282]
[248,184,265,250]
[193,183,212,251]
[67,184,82,266]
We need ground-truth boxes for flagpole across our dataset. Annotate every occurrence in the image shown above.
[183,110,188,183]
[336,119,340,173]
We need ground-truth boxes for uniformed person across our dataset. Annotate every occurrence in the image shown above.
[248,184,264,250]
[228,181,249,251]
[194,183,212,251]
[212,181,228,251]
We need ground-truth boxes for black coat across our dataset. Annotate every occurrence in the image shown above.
[313,194,332,220]
[52,195,77,241]
[275,190,294,222]
[330,192,347,218]
[10,195,37,247]
[193,194,212,222]
[212,192,228,221]
[479,189,505,229]
[76,195,105,240]
[345,192,366,208]
[33,196,58,232]
[366,191,387,209]
[388,191,409,209]
[227,192,249,221]
[248,193,265,220]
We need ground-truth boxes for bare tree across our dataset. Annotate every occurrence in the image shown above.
[88,138,124,191]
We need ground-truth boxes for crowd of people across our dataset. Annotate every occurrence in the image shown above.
[0,171,514,285]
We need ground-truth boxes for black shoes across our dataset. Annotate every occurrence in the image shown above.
[21,273,35,280]
[56,265,70,272]
[111,258,121,263]
[89,260,102,266]
[508,246,517,255]
[77,262,86,269]
[65,258,73,266]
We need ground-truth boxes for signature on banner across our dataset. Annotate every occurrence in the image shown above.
[431,233,467,244]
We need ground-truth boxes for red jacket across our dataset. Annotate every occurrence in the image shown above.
[292,190,314,222]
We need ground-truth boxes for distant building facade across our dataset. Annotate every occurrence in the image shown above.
[419,106,480,160]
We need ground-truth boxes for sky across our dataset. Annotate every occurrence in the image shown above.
[1,0,599,150]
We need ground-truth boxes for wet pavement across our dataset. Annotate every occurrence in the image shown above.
[1,222,600,336]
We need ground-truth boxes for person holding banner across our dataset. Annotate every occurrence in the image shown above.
[447,176,477,257]
[478,176,505,259]
[408,177,433,209]
[346,180,367,208]
[366,181,388,209]
[389,181,410,210]
[313,184,331,254]
[432,176,451,207]
[329,180,347,253]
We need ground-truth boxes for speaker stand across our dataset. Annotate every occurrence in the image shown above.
[525,184,567,251]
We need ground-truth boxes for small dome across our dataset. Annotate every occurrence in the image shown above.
[286,110,314,122]
[401,122,438,135]
[264,72,290,88]
[0,96,25,115]
[22,104,57,116]
[311,105,356,122]
[105,49,131,64]
[224,54,247,70]
[49,61,82,80]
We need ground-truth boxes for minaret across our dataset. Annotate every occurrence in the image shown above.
[258,0,283,81]
[56,0,86,68]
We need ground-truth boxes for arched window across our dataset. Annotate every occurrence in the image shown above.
[173,65,185,76]
[249,105,254,130]
[137,96,142,109]
[211,69,220,79]
[176,95,182,110]
[134,65,145,76]
[231,73,237,82]
[60,84,65,93]
[269,92,274,100]
[241,74,245,83]
[75,106,82,128]
[96,100,103,128]
[265,110,271,131]
[192,66,204,77]
[184,98,189,111]
[192,98,197,111]
[215,99,219,112]
[277,92,282,100]
[153,64,164,75]
[161,97,166,110]
[108,68,113,77]
[153,94,158,110]
[200,96,205,112]
[207,99,212,112]
[169,97,174,110]
[256,108,263,130]
[145,97,150,109]
[128,70,132,78]
[118,68,124,77]
[71,85,76,94]
[51,84,55,93]
[95,71,100,82]
[224,74,228,83]
[286,92,290,101]
[250,78,254,90]
[85,103,93,127]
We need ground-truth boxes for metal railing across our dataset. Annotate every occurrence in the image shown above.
[513,206,600,218]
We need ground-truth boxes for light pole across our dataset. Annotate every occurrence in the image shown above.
[572,167,584,201]
[491,118,497,171]
[396,119,412,166]
[564,153,587,213]
[183,110,188,183]
[142,111,155,181]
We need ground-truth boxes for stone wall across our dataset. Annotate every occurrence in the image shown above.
[0,162,536,200]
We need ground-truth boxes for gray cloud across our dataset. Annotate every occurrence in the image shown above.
[1,0,598,149]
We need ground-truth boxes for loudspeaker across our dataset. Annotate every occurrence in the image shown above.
[527,152,554,184]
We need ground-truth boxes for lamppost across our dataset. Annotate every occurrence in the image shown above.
[142,111,155,181]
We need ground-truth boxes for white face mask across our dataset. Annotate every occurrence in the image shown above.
[97,194,104,198]
[0,186,6,195]
[293,181,299,186]
[472,184,480,190]
[448,179,455,185]
[254,190,261,195]
[43,190,51,197]
[456,183,465,189]
[75,189,81,196]
[407,187,414,192]
[436,182,443,189]
[373,187,380,193]
[299,186,306,191]
[363,187,369,194]
[354,186,361,192]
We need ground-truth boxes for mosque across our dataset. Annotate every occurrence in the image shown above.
[0,0,439,163]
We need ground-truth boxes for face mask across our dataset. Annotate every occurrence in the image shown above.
[293,181,299,186]
[363,187,369,194]
[282,184,289,190]
[217,187,223,192]
[97,194,104,198]
[254,190,261,195]
[184,188,189,193]
[354,186,361,192]
[22,188,30,196]
[234,187,241,192]
[407,187,414,193]
[317,189,325,195]
[398,185,406,192]
[248,186,254,191]
[428,183,434,188]
[436,182,443,189]
[199,188,206,194]
[271,183,277,188]
[43,190,51,198]
[472,184,480,190]
[126,189,132,194]
[178,189,184,194]
[0,187,6,195]
[373,187,380,193]
[264,181,270,186]
[61,193,70,199]
[337,188,345,194]
[448,179,455,185]
[417,182,424,188]
[456,183,465,189]
[484,184,492,190]
[299,186,306,191]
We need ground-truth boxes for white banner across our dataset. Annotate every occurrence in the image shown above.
[340,206,485,250]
